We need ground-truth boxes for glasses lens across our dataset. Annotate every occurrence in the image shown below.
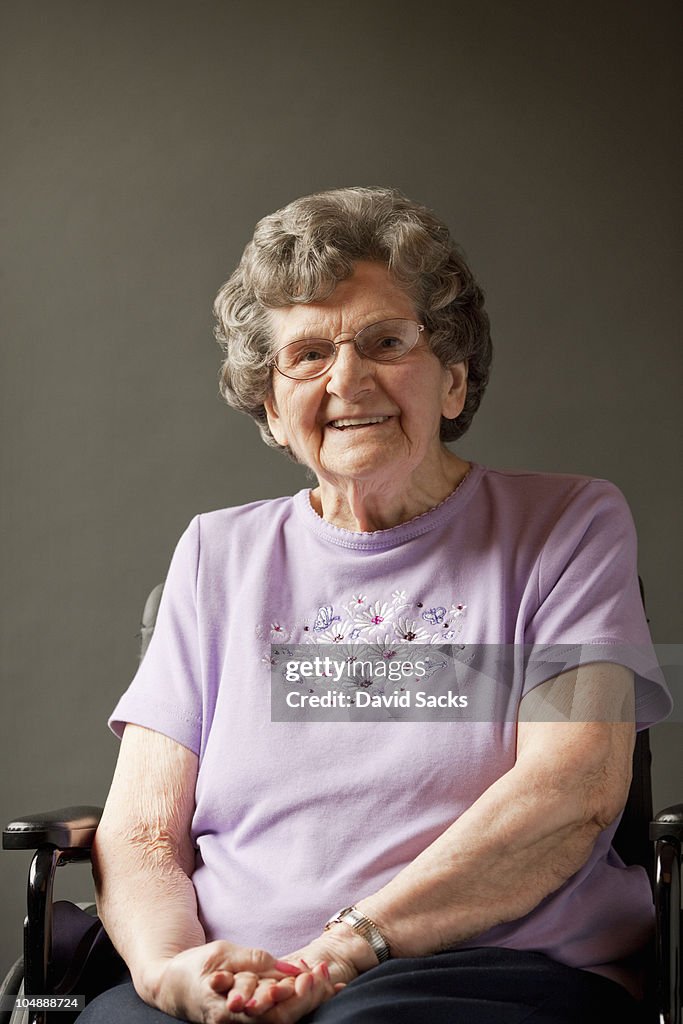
[275,339,336,379]
[356,319,420,361]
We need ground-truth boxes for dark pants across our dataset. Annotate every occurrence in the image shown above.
[75,947,645,1023]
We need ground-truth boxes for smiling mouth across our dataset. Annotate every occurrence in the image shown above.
[328,416,392,430]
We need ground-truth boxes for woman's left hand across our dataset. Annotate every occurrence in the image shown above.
[218,927,371,1021]
[281,924,380,987]
[208,960,340,1022]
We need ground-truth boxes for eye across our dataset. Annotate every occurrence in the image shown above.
[296,345,328,365]
[377,335,403,351]
[357,320,418,360]
[277,340,331,372]
[364,333,410,359]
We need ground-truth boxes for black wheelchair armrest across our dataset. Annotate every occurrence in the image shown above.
[650,804,682,1024]
[2,807,103,852]
[3,807,104,1019]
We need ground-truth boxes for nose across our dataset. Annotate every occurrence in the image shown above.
[325,338,375,401]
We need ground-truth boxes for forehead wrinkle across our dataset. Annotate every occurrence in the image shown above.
[267,261,418,348]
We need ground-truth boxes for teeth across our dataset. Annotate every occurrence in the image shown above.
[330,416,390,429]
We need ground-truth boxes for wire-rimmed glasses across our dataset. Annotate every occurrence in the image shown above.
[270,318,425,381]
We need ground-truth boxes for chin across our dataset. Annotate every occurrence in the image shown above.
[324,462,394,485]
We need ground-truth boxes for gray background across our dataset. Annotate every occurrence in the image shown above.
[1,0,681,974]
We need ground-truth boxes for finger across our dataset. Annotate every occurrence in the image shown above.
[244,977,298,1013]
[209,969,235,994]
[258,960,302,982]
[297,965,335,1001]
[216,945,281,977]
[273,959,303,977]
[243,979,279,1016]
[264,970,337,1024]
[268,978,297,1004]
[310,964,337,1004]
[225,971,260,1013]
[294,972,315,998]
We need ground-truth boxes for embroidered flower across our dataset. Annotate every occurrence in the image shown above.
[313,619,357,644]
[359,600,393,628]
[390,590,410,613]
[393,617,431,643]
[355,675,374,688]
[363,639,400,662]
[258,589,468,657]
[343,595,370,618]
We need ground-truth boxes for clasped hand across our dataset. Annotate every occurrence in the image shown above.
[149,936,357,1023]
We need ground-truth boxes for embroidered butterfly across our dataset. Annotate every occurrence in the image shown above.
[422,606,447,625]
[313,605,341,632]
[420,654,450,678]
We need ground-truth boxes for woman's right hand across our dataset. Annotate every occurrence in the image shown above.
[142,940,339,1022]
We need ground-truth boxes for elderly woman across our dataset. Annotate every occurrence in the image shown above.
[82,187,670,1024]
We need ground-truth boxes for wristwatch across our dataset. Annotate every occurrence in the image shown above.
[324,905,392,962]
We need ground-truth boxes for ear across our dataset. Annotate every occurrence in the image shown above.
[263,392,289,447]
[441,360,468,420]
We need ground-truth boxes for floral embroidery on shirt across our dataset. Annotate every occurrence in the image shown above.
[256,622,294,644]
[393,616,432,643]
[259,588,466,651]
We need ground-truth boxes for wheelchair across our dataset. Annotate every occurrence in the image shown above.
[2,583,681,1024]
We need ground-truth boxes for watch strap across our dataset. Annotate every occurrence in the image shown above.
[324,905,391,962]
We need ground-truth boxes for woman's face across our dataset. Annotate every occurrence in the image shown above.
[263,261,467,489]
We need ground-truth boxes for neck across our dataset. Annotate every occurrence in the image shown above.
[310,450,471,532]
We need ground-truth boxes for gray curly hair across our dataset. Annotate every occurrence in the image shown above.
[213,186,492,453]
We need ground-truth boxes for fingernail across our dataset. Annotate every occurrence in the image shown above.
[274,959,301,975]
[228,994,244,1010]
[245,998,257,1009]
[320,962,330,980]
[300,958,311,969]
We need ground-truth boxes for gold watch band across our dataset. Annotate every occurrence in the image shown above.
[324,905,391,962]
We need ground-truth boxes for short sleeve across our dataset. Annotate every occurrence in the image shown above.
[109,516,203,752]
[523,480,672,728]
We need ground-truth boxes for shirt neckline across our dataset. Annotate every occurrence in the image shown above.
[293,463,485,550]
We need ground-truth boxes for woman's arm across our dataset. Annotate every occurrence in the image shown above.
[92,723,204,993]
[284,663,636,979]
[93,724,336,1021]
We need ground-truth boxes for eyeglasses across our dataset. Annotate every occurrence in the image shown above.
[270,318,425,381]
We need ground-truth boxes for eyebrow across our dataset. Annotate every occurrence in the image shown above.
[275,313,412,348]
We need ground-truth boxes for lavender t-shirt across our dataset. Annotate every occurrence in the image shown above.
[110,464,671,982]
